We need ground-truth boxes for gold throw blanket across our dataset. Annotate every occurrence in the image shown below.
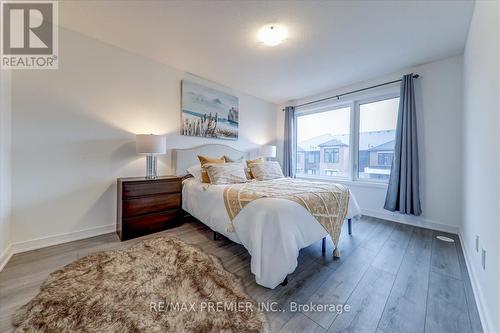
[223,178,350,257]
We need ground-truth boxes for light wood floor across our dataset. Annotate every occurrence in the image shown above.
[0,216,482,333]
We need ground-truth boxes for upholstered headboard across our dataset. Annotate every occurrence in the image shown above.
[172,144,249,176]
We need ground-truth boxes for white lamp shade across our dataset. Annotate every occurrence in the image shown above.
[136,134,166,155]
[260,145,276,158]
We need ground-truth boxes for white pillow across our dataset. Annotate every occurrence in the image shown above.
[186,164,202,181]
[223,155,251,179]
[249,161,285,181]
[204,163,248,185]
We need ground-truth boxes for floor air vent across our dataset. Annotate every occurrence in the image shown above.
[436,235,455,242]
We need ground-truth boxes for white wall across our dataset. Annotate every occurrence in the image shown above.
[277,55,464,232]
[9,28,277,248]
[462,1,500,332]
[0,69,12,266]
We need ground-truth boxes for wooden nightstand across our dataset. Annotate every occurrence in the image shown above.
[116,176,184,241]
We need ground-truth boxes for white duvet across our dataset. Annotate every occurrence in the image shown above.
[182,178,361,288]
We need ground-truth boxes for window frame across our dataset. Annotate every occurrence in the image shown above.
[377,152,394,166]
[294,90,399,185]
[294,102,353,181]
[324,147,340,163]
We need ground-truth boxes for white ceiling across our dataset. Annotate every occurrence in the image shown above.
[59,0,474,104]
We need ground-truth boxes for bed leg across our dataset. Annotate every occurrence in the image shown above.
[322,237,326,254]
[213,231,218,241]
[348,218,352,235]
[280,276,288,286]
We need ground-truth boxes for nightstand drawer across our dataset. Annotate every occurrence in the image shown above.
[117,175,185,241]
[123,180,181,197]
[122,193,181,218]
[122,210,182,240]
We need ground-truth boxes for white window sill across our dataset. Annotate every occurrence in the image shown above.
[295,175,389,189]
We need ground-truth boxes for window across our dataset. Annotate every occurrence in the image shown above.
[294,95,399,183]
[377,153,393,166]
[323,148,340,163]
[295,106,351,178]
[324,148,340,163]
[358,98,399,181]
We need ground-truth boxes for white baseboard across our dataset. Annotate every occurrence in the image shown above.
[0,243,13,272]
[458,232,493,333]
[361,208,459,234]
[0,224,115,271]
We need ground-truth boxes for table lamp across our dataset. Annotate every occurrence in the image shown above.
[260,145,276,160]
[136,134,166,179]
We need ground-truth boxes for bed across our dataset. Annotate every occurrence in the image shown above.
[173,144,361,288]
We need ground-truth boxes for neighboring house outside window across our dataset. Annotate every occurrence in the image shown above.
[295,96,399,182]
[364,140,395,180]
[319,139,349,177]
[295,130,397,180]
[304,151,320,175]
[296,133,336,177]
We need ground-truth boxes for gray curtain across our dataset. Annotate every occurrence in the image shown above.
[283,106,295,177]
[384,74,422,215]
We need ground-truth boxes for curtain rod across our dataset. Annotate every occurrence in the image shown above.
[283,74,419,111]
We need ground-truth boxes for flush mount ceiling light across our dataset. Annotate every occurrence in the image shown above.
[257,24,288,46]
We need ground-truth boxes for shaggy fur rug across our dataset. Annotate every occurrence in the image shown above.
[13,236,268,333]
